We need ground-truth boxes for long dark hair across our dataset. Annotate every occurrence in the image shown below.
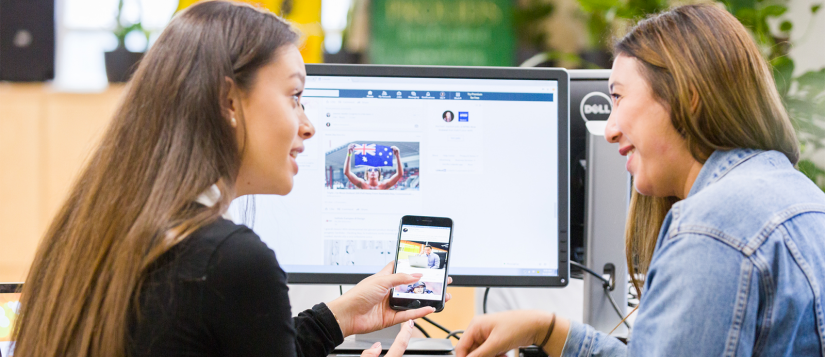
[616,4,799,296]
[12,2,297,356]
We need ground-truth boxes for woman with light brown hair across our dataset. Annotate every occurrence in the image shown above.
[456,4,825,357]
[10,2,440,357]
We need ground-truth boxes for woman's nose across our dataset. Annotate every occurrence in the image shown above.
[604,112,621,143]
[300,111,315,139]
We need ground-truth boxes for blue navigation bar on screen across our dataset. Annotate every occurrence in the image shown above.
[304,89,554,102]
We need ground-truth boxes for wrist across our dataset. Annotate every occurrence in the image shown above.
[531,312,555,346]
[326,299,351,337]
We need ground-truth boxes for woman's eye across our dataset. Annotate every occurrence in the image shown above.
[611,94,621,104]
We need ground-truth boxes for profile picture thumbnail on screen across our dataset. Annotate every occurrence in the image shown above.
[324,141,420,190]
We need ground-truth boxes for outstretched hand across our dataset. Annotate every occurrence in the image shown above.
[327,261,452,337]
[455,310,568,357]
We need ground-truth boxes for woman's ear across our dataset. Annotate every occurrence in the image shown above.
[223,76,239,128]
[689,86,701,115]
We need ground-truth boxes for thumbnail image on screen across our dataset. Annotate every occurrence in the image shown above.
[325,141,420,191]
[393,225,450,301]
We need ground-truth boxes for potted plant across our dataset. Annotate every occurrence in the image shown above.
[104,0,147,82]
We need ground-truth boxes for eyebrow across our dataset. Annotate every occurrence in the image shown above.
[290,71,306,84]
[609,81,622,92]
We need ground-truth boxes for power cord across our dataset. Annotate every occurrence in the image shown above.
[570,261,630,329]
[483,287,490,314]
[421,316,461,341]
[413,322,431,338]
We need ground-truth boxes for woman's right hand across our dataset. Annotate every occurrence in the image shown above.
[348,144,356,153]
[455,310,568,357]
[360,320,415,357]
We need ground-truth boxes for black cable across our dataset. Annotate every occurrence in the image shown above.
[571,261,630,329]
[570,261,610,287]
[445,330,464,340]
[421,316,452,335]
[604,284,631,329]
[482,287,490,314]
[413,322,431,338]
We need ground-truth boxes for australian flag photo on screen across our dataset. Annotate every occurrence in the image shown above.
[352,144,394,167]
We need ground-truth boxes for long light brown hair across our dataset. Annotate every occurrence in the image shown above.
[616,4,800,296]
[12,2,297,356]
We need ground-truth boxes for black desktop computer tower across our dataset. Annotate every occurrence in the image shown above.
[0,0,56,81]
[568,70,613,271]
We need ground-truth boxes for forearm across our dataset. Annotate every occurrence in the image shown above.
[293,303,345,357]
[539,315,571,357]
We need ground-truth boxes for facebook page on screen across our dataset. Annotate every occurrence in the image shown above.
[392,225,451,300]
[229,76,560,277]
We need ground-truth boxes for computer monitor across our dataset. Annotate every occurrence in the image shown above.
[229,64,569,287]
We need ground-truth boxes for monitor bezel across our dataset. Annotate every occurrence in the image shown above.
[0,283,22,294]
[287,64,569,287]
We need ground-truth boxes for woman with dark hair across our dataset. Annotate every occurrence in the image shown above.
[456,5,825,357]
[11,2,440,357]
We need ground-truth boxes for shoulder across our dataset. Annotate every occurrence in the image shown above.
[174,218,279,281]
[670,151,825,249]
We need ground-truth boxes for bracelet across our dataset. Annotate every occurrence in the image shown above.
[538,314,556,350]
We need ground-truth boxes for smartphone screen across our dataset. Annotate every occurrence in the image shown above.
[391,216,452,311]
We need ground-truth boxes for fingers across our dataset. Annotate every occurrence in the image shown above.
[447,276,453,285]
[376,261,394,276]
[385,320,414,357]
[360,342,382,357]
[372,271,424,289]
[391,306,436,324]
[445,292,452,302]
[454,320,480,357]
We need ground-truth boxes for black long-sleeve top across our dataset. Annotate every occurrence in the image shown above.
[128,218,344,356]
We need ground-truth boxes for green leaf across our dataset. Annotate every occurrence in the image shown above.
[813,4,822,13]
[780,20,793,32]
[798,159,825,192]
[771,56,795,96]
[761,4,788,17]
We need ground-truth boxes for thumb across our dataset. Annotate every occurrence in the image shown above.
[360,342,382,357]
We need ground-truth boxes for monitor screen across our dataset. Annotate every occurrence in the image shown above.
[230,65,568,287]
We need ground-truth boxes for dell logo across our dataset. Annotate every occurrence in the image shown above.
[584,104,611,115]
[579,92,612,122]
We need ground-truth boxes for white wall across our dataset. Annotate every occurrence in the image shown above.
[788,0,825,75]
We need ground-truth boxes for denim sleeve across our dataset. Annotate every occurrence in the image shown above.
[561,233,757,357]
[561,320,627,356]
[628,233,757,356]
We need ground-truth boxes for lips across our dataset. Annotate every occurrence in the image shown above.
[619,145,635,156]
[289,147,304,159]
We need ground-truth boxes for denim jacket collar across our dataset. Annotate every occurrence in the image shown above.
[687,148,763,198]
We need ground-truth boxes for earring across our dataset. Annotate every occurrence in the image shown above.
[231,117,237,127]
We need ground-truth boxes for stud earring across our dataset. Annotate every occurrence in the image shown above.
[231,117,237,127]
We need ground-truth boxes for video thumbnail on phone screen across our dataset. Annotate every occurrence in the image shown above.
[393,225,450,301]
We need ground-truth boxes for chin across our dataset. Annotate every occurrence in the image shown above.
[633,178,654,197]
[272,179,294,196]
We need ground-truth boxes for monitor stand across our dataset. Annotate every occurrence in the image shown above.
[333,324,454,354]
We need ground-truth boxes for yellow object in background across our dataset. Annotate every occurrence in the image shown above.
[0,294,21,342]
[175,0,323,63]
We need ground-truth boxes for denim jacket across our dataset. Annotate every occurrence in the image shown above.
[562,148,825,356]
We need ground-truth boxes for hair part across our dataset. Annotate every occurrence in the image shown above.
[12,2,297,356]
[615,4,799,296]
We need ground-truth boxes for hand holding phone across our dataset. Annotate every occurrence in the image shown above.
[390,216,453,312]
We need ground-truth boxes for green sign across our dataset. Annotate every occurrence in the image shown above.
[370,0,515,66]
